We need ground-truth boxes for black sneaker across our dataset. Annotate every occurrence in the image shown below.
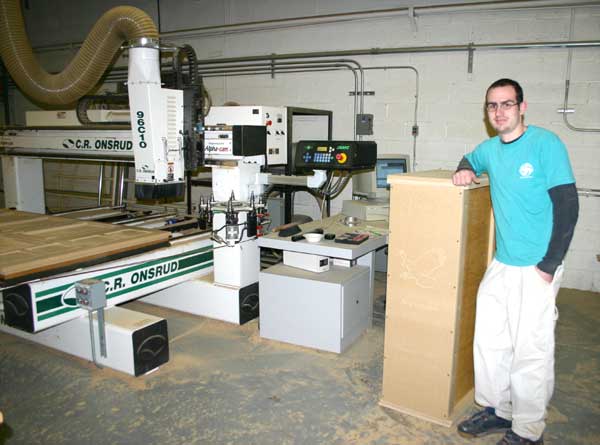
[457,407,512,438]
[497,430,544,445]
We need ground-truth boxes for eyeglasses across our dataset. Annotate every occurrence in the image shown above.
[485,101,520,112]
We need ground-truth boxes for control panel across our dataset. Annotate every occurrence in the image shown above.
[75,278,107,311]
[295,140,377,171]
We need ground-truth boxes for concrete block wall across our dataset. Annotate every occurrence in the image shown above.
[6,0,600,290]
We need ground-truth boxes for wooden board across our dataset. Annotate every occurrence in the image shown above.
[381,170,493,426]
[0,209,170,281]
[451,186,493,409]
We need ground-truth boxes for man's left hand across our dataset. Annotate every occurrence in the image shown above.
[535,266,553,283]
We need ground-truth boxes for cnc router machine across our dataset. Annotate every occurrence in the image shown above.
[0,0,335,375]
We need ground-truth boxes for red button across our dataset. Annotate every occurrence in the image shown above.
[266,120,272,126]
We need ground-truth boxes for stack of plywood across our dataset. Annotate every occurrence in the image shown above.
[0,209,170,283]
[380,170,494,426]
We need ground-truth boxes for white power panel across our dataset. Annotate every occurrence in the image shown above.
[283,250,330,273]
[205,106,287,165]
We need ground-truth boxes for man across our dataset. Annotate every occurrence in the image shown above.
[453,78,579,445]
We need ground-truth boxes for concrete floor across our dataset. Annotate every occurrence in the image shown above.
[1,273,599,445]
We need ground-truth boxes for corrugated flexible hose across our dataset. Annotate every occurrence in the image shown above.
[0,0,158,105]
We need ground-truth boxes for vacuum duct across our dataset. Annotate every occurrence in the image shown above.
[0,0,158,105]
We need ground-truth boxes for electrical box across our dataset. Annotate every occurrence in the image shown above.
[283,250,330,273]
[204,125,267,160]
[356,114,374,135]
[75,278,106,311]
[295,140,377,171]
[205,106,287,165]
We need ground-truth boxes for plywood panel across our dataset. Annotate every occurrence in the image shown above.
[0,209,170,281]
[451,186,492,408]
[382,348,452,421]
[382,170,493,426]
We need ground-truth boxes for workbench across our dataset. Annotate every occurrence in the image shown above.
[257,215,388,352]
[257,215,388,260]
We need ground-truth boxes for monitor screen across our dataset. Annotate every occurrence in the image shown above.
[376,158,408,188]
[352,153,410,198]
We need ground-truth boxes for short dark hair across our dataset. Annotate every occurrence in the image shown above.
[486,78,524,103]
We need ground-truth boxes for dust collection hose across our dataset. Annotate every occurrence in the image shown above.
[0,0,158,105]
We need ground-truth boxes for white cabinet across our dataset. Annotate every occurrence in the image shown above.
[259,264,371,353]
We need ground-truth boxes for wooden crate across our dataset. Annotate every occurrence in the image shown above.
[0,209,170,282]
[380,170,494,426]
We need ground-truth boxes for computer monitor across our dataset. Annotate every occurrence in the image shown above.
[352,153,411,199]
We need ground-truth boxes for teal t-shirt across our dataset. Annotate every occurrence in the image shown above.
[466,125,575,267]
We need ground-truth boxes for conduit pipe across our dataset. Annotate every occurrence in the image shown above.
[561,9,600,132]
[194,40,600,68]
[0,0,157,105]
[362,66,420,171]
[200,64,421,166]
[156,1,600,40]
[197,57,365,113]
[26,1,600,53]
[198,63,420,167]
[201,63,360,138]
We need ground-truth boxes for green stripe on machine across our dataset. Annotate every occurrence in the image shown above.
[178,252,212,270]
[35,246,213,299]
[35,249,213,321]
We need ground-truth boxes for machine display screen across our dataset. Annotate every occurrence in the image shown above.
[317,146,328,152]
[376,158,408,188]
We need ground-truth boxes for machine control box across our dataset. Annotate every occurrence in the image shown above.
[283,250,330,273]
[205,106,287,165]
[75,278,106,311]
[204,125,267,160]
[295,140,377,171]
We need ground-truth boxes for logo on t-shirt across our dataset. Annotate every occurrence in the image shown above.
[519,162,534,179]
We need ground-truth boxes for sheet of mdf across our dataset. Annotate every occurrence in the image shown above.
[0,209,170,281]
[381,170,492,426]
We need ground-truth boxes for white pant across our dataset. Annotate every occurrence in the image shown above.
[473,259,563,441]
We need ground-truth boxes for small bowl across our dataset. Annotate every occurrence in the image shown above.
[343,216,360,227]
[304,233,324,243]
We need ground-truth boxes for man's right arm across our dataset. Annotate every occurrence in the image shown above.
[452,156,479,186]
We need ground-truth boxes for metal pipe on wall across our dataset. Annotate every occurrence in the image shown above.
[157,1,600,40]
[207,66,358,138]
[27,1,600,53]
[362,66,420,171]
[193,40,600,67]
[198,58,366,114]
[561,9,600,132]
[578,187,600,197]
[201,64,421,169]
